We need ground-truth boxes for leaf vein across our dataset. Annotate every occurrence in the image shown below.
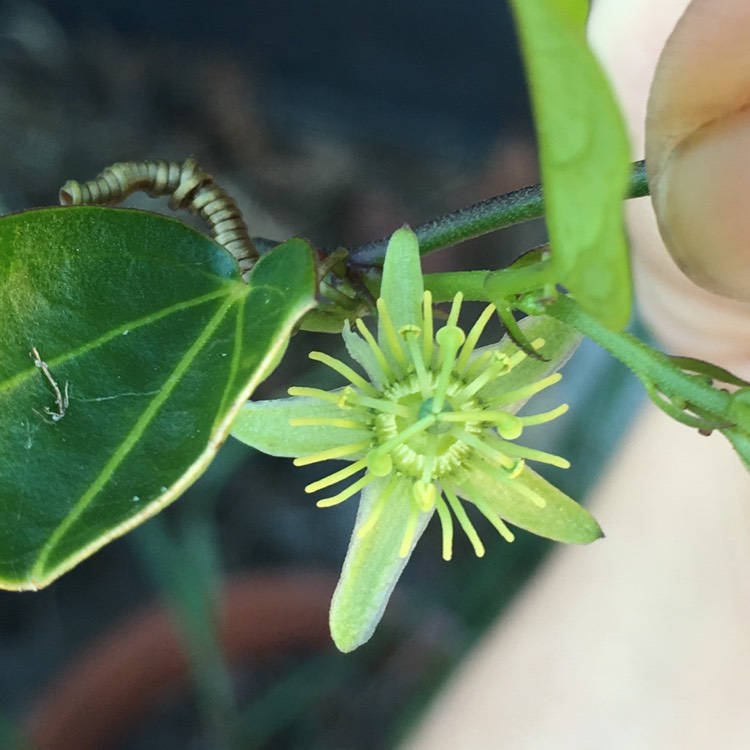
[31,292,240,576]
[0,287,231,397]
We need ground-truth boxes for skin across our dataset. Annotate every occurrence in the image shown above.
[401,1,750,746]
[645,1,750,302]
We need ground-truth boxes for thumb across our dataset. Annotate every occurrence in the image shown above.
[647,0,750,300]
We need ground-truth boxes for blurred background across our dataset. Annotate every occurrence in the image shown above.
[0,1,641,748]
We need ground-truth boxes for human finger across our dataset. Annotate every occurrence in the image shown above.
[590,0,750,374]
[646,0,750,302]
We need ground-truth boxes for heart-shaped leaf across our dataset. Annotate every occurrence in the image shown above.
[0,206,316,589]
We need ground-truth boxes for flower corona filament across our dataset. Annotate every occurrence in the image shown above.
[291,291,570,561]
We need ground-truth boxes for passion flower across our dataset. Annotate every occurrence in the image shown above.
[232,226,602,651]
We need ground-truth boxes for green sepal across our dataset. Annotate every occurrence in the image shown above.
[465,465,603,545]
[329,478,431,652]
[378,226,423,335]
[231,395,371,458]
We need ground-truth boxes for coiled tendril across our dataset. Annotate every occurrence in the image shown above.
[60,158,258,278]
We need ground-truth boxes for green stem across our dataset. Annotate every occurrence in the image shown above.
[424,271,489,302]
[349,160,648,266]
[546,295,732,423]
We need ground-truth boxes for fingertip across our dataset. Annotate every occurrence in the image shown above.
[646,0,750,299]
[651,107,750,301]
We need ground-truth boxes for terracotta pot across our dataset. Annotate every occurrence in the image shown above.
[24,569,337,750]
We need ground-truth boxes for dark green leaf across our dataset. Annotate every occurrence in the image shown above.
[0,207,316,589]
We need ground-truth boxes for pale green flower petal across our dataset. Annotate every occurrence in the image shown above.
[378,225,423,335]
[330,477,432,652]
[231,396,371,458]
[462,464,603,545]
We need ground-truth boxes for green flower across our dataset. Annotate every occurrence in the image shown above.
[232,227,602,652]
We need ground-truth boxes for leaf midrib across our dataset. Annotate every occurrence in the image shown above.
[31,289,243,576]
[0,287,232,396]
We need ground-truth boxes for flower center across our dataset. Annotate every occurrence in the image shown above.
[289,289,571,561]
[371,371,482,482]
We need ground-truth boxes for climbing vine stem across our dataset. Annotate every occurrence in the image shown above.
[544,295,734,426]
[349,160,648,266]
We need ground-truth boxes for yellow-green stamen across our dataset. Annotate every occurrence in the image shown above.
[309,351,379,396]
[305,458,368,494]
[355,317,394,381]
[437,410,523,440]
[444,487,485,557]
[356,475,400,538]
[435,495,454,560]
[422,290,434,364]
[398,503,422,558]
[519,404,570,426]
[446,292,463,327]
[412,479,436,512]
[476,469,547,507]
[470,493,516,543]
[317,472,378,508]
[455,302,496,374]
[293,440,371,467]
[432,326,465,412]
[402,325,432,398]
[287,385,342,402]
[451,428,518,471]
[488,436,571,469]
[458,351,513,399]
[376,297,407,368]
[345,392,411,417]
[489,373,563,407]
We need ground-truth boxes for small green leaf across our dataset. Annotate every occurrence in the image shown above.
[0,207,316,589]
[510,0,632,329]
